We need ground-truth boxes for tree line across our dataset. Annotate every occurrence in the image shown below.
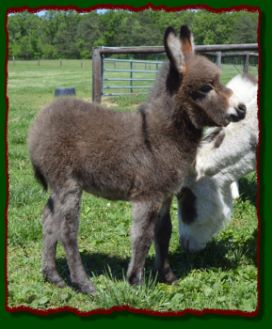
[8,9,258,60]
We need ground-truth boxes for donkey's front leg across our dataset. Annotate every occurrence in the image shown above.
[154,197,177,283]
[127,198,163,285]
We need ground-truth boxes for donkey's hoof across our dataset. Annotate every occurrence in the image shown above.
[165,272,177,284]
[74,282,96,295]
[128,273,143,286]
[54,279,66,288]
[43,269,66,288]
[159,269,177,284]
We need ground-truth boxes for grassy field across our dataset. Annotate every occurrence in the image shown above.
[7,59,258,313]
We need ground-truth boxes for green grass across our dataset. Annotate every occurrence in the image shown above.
[7,59,258,313]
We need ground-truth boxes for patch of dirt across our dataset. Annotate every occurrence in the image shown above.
[101,99,118,108]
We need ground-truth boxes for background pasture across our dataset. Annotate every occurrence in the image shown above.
[7,59,258,312]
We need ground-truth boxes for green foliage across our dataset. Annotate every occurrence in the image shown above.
[8,9,258,60]
[7,60,257,312]
[192,11,235,45]
[233,12,259,43]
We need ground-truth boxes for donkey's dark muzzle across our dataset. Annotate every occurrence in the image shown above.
[229,103,247,122]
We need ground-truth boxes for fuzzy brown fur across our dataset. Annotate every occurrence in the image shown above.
[28,26,245,294]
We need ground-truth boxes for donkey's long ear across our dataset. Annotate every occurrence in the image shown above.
[164,26,185,73]
[179,25,194,56]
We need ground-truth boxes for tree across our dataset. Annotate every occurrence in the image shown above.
[7,10,258,60]
[76,12,102,58]
[233,13,258,43]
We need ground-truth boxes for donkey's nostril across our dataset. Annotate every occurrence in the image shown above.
[231,103,246,122]
[236,103,247,119]
[238,103,246,113]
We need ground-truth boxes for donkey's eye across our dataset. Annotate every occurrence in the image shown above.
[199,84,213,93]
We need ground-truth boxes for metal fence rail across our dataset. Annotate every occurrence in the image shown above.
[102,58,163,96]
[92,44,258,103]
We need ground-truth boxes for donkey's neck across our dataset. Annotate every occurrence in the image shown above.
[173,106,203,145]
[143,100,203,159]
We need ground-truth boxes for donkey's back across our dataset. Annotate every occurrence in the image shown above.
[28,97,147,199]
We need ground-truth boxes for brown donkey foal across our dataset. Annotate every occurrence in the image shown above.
[28,26,246,294]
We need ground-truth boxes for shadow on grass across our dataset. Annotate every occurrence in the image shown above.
[55,229,257,289]
[169,228,257,279]
[239,175,257,206]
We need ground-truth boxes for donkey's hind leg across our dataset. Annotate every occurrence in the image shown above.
[42,194,65,287]
[154,197,177,283]
[127,197,162,285]
[55,180,96,295]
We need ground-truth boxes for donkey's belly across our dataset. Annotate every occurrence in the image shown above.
[83,185,130,201]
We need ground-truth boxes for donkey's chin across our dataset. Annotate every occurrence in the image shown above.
[222,118,231,127]
[180,235,207,253]
[209,117,230,128]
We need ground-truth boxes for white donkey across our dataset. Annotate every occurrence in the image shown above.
[178,73,258,252]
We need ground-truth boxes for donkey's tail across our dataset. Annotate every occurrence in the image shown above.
[32,163,48,191]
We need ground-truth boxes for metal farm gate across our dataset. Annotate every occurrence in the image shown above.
[102,58,163,97]
[92,44,258,103]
